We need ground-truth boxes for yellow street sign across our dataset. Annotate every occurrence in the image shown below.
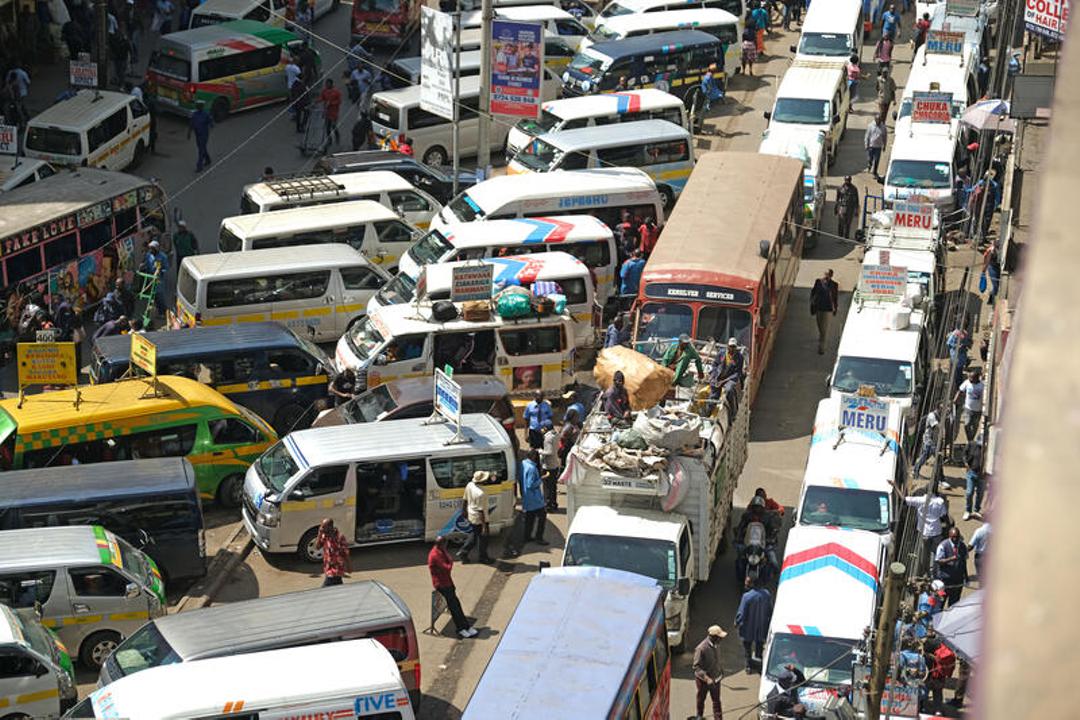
[130,333,157,377]
[16,342,77,386]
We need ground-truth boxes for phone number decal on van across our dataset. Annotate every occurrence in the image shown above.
[557,194,609,208]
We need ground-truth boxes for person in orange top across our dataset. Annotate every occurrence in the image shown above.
[638,216,659,255]
[427,536,477,638]
[319,79,342,147]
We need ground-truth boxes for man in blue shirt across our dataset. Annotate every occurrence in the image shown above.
[142,239,170,316]
[619,250,646,300]
[604,315,630,348]
[520,450,548,545]
[187,100,214,172]
[522,390,553,450]
[881,4,898,39]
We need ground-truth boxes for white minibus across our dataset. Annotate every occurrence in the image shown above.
[790,0,864,68]
[70,640,415,719]
[599,0,744,25]
[896,54,974,123]
[401,215,617,302]
[883,117,960,209]
[508,119,693,210]
[176,244,390,341]
[758,126,828,248]
[797,397,904,545]
[371,251,600,344]
[764,61,850,164]
[589,7,740,67]
[242,414,517,559]
[218,199,420,269]
[0,157,56,193]
[239,171,442,229]
[464,4,591,47]
[758,525,885,714]
[506,88,686,159]
[431,167,664,233]
[24,90,150,171]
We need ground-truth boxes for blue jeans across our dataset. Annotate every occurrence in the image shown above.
[913,440,934,476]
[965,470,984,513]
[867,146,882,175]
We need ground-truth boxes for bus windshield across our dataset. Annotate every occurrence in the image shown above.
[766,634,857,686]
[563,533,676,589]
[797,32,852,56]
[832,355,913,397]
[346,316,387,361]
[637,302,693,342]
[886,160,952,189]
[568,49,610,76]
[800,486,891,532]
[772,98,831,125]
[256,441,299,494]
[407,230,454,266]
[696,306,752,345]
[513,139,561,172]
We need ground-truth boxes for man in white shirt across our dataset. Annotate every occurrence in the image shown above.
[895,486,948,574]
[953,368,984,446]
[457,470,493,564]
[969,522,991,579]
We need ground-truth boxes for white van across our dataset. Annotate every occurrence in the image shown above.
[239,171,443,229]
[589,7,741,65]
[24,90,151,171]
[370,251,599,345]
[897,52,974,123]
[508,119,693,210]
[0,526,165,671]
[464,4,591,48]
[218,199,421,269]
[883,117,959,209]
[0,605,78,718]
[370,74,559,167]
[758,526,885,713]
[790,0,864,68]
[190,0,282,27]
[0,157,56,193]
[70,640,415,720]
[243,414,517,560]
[400,215,618,304]
[598,0,745,25]
[764,61,849,164]
[506,88,686,160]
[431,167,664,233]
[176,244,390,341]
[334,301,577,396]
[758,127,827,247]
[796,397,904,544]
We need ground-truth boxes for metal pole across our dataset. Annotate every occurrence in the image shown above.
[867,561,907,720]
[452,12,462,197]
[476,0,494,176]
[95,0,109,89]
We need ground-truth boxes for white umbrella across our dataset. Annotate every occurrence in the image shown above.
[962,99,1017,133]
[931,589,983,663]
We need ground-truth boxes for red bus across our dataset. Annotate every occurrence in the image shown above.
[351,0,419,45]
[463,567,670,720]
[632,151,805,402]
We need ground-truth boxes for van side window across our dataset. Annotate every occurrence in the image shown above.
[0,570,57,607]
[131,98,149,119]
[267,350,315,375]
[430,452,508,489]
[596,144,641,167]
[388,190,432,212]
[406,106,446,130]
[295,465,348,498]
[69,567,130,597]
[375,220,417,244]
[499,326,564,355]
[645,140,690,165]
[561,240,611,269]
[545,38,576,58]
[341,266,384,290]
[559,150,589,170]
[87,108,128,153]
[0,650,46,678]
[555,277,588,305]
[279,271,331,301]
[363,626,410,662]
[460,96,480,120]
[210,418,261,445]
[554,18,584,35]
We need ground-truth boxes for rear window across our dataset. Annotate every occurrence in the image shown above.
[149,51,191,81]
[177,266,198,304]
[219,227,242,252]
[372,99,400,129]
[25,126,81,156]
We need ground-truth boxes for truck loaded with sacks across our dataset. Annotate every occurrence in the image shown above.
[561,345,750,651]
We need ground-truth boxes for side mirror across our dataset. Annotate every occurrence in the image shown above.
[374,354,388,366]
[677,577,691,595]
[124,582,141,599]
[832,114,841,125]
[789,44,797,53]
[34,663,49,678]
[892,111,897,121]
[825,373,832,389]
[763,110,772,120]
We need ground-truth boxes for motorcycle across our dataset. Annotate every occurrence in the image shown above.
[737,519,772,586]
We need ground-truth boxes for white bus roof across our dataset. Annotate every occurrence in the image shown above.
[445,215,613,250]
[492,4,575,20]
[602,0,711,13]
[421,251,589,290]
[771,526,882,639]
[799,0,862,33]
[903,48,972,100]
[242,171,417,208]
[283,413,510,469]
[462,167,657,211]
[890,118,959,160]
[805,398,902,493]
[28,90,135,132]
[220,199,400,239]
[568,505,683,542]
[534,118,690,151]
[837,306,923,362]
[597,7,739,34]
[85,640,404,719]
[184,244,376,279]
[540,89,682,121]
[777,63,845,100]
[367,297,574,339]
[374,75,483,108]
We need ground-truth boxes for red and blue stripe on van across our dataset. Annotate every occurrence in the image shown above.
[515,217,576,244]
[613,92,642,114]
[779,542,879,592]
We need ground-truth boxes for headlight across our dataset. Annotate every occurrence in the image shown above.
[257,503,281,528]
[582,80,591,91]
[57,667,76,697]
[562,71,570,83]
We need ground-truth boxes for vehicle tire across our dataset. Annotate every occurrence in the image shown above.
[130,140,147,170]
[211,97,229,123]
[273,403,310,434]
[216,473,245,509]
[423,145,448,167]
[80,631,121,670]
[658,185,675,212]
[2,713,32,720]
[298,527,323,563]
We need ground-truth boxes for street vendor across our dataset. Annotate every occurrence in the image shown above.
[662,334,703,387]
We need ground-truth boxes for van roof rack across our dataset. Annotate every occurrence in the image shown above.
[265,175,345,201]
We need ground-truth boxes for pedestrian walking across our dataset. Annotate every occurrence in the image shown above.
[638,216,659,256]
[319,79,343,150]
[963,440,985,520]
[693,625,726,720]
[352,109,373,151]
[293,76,311,133]
[982,244,1001,306]
[315,518,351,586]
[187,100,213,172]
[520,450,548,546]
[846,53,862,99]
[874,34,893,70]
[953,368,984,447]
[523,390,553,449]
[427,536,478,638]
[540,421,560,511]
[734,577,772,674]
[912,404,942,478]
[619,250,646,301]
[876,65,896,116]
[834,176,859,239]
[457,471,494,564]
[933,526,966,605]
[864,114,888,181]
[751,1,768,54]
[809,269,838,355]
[172,219,199,268]
[740,24,757,75]
[969,521,990,579]
[880,4,898,39]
